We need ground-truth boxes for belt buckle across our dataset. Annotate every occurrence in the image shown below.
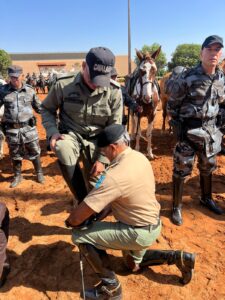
[13,124,20,129]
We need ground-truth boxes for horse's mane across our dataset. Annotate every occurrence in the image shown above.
[125,67,139,96]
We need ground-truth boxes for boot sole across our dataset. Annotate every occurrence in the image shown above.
[200,201,224,215]
[171,214,183,226]
[81,292,122,300]
[179,253,196,285]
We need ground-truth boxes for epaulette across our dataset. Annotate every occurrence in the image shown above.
[110,79,121,88]
[180,67,192,79]
[25,83,33,88]
[107,161,119,170]
[55,72,77,82]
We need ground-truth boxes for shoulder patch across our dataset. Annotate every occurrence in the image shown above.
[110,79,121,88]
[95,174,106,189]
[25,83,33,88]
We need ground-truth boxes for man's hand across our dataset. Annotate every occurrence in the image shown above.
[50,133,65,152]
[90,161,105,177]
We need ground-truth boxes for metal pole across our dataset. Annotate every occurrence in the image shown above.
[79,252,86,300]
[127,0,132,131]
[128,0,131,75]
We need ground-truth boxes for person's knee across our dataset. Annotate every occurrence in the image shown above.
[55,140,78,165]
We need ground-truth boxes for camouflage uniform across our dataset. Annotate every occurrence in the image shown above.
[167,63,225,224]
[41,72,122,201]
[0,83,41,160]
[0,82,44,187]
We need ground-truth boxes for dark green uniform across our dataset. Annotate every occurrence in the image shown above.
[41,72,123,192]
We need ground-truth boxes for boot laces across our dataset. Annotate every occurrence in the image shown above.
[100,282,121,297]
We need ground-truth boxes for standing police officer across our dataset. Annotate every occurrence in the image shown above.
[41,47,122,203]
[167,35,225,226]
[0,65,45,188]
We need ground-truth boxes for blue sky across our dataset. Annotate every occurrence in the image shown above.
[1,0,225,62]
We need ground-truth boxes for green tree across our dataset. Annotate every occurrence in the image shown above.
[134,43,167,76]
[168,44,201,71]
[0,49,11,78]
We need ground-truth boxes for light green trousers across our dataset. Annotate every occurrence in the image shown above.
[72,220,161,264]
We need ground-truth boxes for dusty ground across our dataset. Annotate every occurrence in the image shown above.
[0,94,224,300]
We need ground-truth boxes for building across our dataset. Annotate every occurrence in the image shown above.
[10,52,136,77]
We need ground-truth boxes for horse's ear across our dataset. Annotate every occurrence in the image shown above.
[135,49,143,61]
[151,46,161,60]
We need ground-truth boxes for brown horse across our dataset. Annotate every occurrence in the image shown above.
[159,72,171,131]
[220,58,225,73]
[126,47,161,158]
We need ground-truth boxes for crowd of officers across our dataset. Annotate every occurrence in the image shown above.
[0,36,224,298]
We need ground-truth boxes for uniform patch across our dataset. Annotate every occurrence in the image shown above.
[95,174,106,188]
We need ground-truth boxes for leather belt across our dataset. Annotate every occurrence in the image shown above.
[6,121,29,129]
[134,218,160,230]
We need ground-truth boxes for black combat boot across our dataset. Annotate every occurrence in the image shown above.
[32,156,45,183]
[126,250,195,285]
[0,207,10,288]
[79,244,122,300]
[0,262,10,288]
[200,173,224,215]
[171,176,185,225]
[57,160,88,204]
[10,160,23,188]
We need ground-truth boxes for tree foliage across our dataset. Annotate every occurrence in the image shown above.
[168,44,201,71]
[0,49,11,78]
[134,43,167,76]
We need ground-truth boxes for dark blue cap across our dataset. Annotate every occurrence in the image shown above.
[97,124,125,147]
[202,35,224,49]
[86,47,115,87]
[8,65,23,77]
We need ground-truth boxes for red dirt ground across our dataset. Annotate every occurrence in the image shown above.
[0,94,224,300]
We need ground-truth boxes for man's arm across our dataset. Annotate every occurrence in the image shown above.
[41,82,62,138]
[32,91,42,114]
[167,78,187,119]
[66,201,95,227]
[108,87,123,125]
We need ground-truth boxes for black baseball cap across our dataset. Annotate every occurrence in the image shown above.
[8,65,23,77]
[201,35,224,49]
[97,124,125,147]
[86,47,115,87]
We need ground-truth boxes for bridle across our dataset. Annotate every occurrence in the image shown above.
[133,61,155,104]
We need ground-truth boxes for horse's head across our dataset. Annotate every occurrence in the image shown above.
[220,58,225,73]
[133,46,161,103]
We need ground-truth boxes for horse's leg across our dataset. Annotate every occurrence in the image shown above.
[146,114,154,159]
[134,115,141,152]
[130,112,136,141]
[0,132,5,160]
[162,104,166,132]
